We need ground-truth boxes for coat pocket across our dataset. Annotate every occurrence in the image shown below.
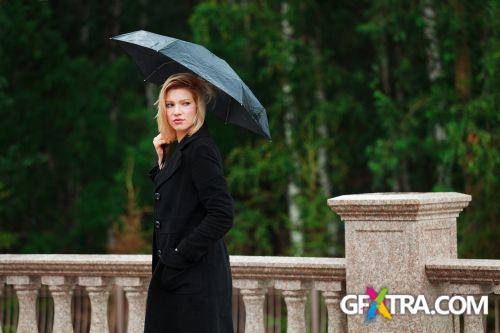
[156,217,185,254]
[160,253,204,294]
[157,217,203,293]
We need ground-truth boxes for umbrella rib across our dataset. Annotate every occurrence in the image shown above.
[143,59,176,82]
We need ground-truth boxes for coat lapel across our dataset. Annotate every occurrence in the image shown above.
[153,123,211,191]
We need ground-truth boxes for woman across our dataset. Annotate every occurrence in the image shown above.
[144,72,235,333]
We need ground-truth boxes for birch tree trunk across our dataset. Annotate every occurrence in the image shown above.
[281,1,303,256]
[422,0,450,188]
[422,0,443,81]
[309,37,335,257]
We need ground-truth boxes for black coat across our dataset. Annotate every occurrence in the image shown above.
[143,122,234,333]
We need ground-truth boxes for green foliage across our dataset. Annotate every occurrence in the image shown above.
[0,0,497,260]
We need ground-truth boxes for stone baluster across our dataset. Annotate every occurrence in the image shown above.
[275,280,310,333]
[233,279,269,333]
[6,276,41,333]
[463,301,485,333]
[0,277,4,333]
[314,281,345,333]
[78,277,112,333]
[115,277,148,333]
[447,284,491,333]
[463,294,488,333]
[42,276,76,333]
[447,284,490,333]
[495,286,500,333]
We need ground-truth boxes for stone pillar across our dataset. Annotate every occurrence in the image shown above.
[42,276,76,333]
[0,277,4,333]
[6,276,41,333]
[79,277,112,333]
[275,280,310,333]
[314,281,345,333]
[495,293,500,333]
[115,277,148,333]
[328,192,471,332]
[233,279,268,333]
[443,283,490,333]
[322,291,345,333]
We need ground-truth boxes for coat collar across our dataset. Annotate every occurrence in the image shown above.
[177,122,211,151]
[154,122,211,191]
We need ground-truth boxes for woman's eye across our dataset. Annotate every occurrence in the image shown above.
[183,102,190,105]
[166,103,173,107]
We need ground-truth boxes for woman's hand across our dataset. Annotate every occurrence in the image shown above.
[153,133,168,167]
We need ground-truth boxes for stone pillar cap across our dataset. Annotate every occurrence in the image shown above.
[327,192,471,221]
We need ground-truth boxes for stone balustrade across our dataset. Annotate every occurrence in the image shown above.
[0,254,151,333]
[231,255,346,333]
[0,192,498,333]
[0,254,347,333]
[327,192,499,333]
[426,258,500,332]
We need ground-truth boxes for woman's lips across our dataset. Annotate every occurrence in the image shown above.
[173,119,184,124]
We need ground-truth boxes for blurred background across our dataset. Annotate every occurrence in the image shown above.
[0,0,498,261]
[1,1,499,332]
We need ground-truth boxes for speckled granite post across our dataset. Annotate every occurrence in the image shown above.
[6,276,41,333]
[0,277,4,333]
[79,276,112,333]
[439,283,491,333]
[275,280,311,333]
[313,280,345,333]
[328,192,471,332]
[116,277,148,333]
[42,276,76,333]
[233,279,269,333]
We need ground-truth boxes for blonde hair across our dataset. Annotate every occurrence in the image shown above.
[154,72,215,144]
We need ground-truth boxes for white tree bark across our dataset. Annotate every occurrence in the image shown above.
[422,0,443,81]
[281,1,303,256]
[422,0,450,187]
[310,37,335,257]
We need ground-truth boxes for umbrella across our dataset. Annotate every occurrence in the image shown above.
[110,30,271,140]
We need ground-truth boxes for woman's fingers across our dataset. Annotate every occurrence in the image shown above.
[154,142,166,150]
[153,135,169,165]
[153,135,167,148]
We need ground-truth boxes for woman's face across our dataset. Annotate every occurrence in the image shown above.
[165,88,198,142]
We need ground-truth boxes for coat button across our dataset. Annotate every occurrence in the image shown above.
[154,192,161,200]
[155,220,160,229]
[157,249,162,257]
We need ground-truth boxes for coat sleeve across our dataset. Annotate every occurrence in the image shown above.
[175,142,234,263]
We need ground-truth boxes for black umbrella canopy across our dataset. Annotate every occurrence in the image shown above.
[110,30,271,140]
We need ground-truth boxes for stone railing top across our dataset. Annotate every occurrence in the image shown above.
[230,255,345,281]
[0,254,152,277]
[0,254,346,282]
[327,192,472,221]
[426,258,500,284]
[328,192,471,205]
